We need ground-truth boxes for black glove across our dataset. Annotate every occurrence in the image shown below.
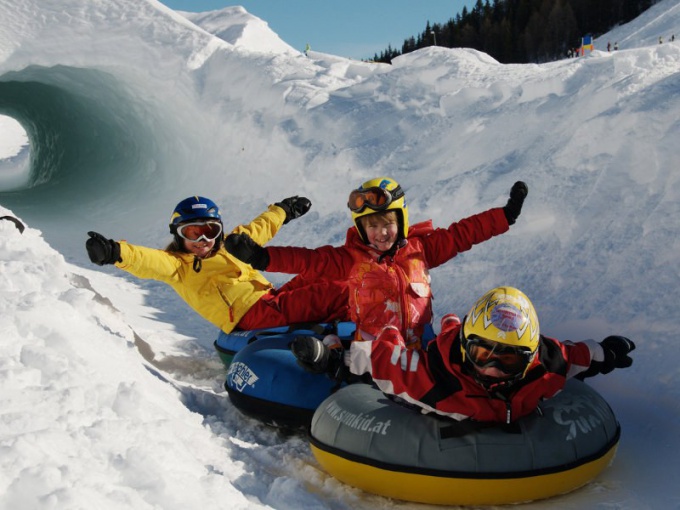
[275,196,312,224]
[598,336,636,374]
[86,231,121,266]
[291,336,343,376]
[224,233,270,270]
[578,335,636,379]
[503,181,528,225]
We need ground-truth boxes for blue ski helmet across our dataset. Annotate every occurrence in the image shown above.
[169,196,222,233]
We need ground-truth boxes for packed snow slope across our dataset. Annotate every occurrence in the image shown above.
[1,0,680,508]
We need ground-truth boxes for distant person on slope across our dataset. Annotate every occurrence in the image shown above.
[294,286,635,423]
[225,177,525,350]
[85,196,349,334]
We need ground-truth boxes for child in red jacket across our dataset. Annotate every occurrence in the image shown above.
[294,286,635,423]
[226,177,526,346]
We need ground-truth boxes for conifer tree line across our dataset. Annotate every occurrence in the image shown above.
[372,0,657,64]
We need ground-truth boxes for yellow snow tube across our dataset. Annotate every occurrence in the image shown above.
[309,380,620,506]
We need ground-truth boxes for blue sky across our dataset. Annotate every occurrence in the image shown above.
[158,0,477,59]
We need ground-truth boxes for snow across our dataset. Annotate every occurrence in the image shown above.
[1,0,679,508]
[179,6,297,56]
[0,115,28,190]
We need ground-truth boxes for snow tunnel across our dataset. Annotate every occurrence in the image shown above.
[0,65,171,202]
[0,63,207,256]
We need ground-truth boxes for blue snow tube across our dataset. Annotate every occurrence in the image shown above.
[223,322,357,430]
[214,325,290,368]
[222,322,435,430]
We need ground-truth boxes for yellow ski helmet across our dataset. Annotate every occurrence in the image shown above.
[347,177,409,243]
[461,287,540,385]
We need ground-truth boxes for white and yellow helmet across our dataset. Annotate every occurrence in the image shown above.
[461,287,540,385]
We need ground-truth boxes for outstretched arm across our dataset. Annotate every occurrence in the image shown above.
[224,233,351,278]
[232,196,311,245]
[422,181,527,268]
[422,208,508,268]
[572,336,635,379]
[266,244,350,277]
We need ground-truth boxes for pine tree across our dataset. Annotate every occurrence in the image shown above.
[372,0,655,65]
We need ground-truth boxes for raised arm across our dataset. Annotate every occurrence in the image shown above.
[568,335,635,380]
[115,242,183,283]
[422,181,527,268]
[232,196,312,245]
[85,231,182,284]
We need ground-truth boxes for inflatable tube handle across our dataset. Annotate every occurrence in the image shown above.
[0,216,25,234]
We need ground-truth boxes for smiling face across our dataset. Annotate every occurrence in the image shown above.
[360,211,399,252]
[182,237,216,258]
[174,220,223,259]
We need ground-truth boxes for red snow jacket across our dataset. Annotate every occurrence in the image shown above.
[266,207,509,344]
[347,315,600,423]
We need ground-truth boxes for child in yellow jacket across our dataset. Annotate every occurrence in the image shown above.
[86,196,348,333]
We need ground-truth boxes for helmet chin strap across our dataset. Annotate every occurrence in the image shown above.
[190,236,222,273]
[377,238,405,262]
[472,370,523,392]
[193,256,202,273]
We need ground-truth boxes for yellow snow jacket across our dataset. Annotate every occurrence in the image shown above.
[115,204,286,333]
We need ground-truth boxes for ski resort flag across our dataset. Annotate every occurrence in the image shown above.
[581,35,594,55]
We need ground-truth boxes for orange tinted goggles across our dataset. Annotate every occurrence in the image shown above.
[176,221,223,242]
[347,185,404,213]
[465,336,533,374]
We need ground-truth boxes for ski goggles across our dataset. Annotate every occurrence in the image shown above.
[464,336,534,375]
[347,185,404,213]
[176,221,223,242]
